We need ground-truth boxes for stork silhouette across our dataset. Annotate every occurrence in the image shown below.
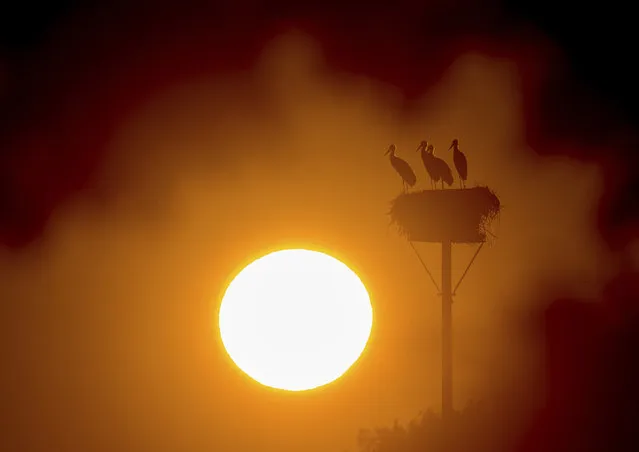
[431,145,454,189]
[450,138,468,188]
[385,144,417,192]
[416,140,438,189]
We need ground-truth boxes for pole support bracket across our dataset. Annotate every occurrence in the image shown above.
[408,240,441,294]
[452,242,485,297]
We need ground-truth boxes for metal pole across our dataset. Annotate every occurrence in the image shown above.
[441,240,453,421]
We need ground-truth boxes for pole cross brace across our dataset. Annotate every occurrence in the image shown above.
[408,240,485,300]
[452,242,485,297]
[408,241,441,294]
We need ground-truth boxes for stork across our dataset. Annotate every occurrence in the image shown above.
[449,138,468,188]
[416,140,438,189]
[431,145,454,189]
[385,144,417,192]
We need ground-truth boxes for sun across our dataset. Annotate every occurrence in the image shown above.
[218,249,373,391]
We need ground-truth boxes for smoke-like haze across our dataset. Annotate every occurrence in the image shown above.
[0,30,614,452]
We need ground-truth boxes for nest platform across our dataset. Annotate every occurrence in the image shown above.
[388,186,501,243]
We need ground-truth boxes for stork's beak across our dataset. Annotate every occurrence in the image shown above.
[416,143,424,152]
[448,142,454,150]
[384,146,392,155]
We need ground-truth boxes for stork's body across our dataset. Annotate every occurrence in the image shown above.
[385,144,417,192]
[450,138,468,188]
[416,140,439,189]
[431,146,454,189]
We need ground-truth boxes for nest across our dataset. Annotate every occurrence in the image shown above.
[388,186,501,243]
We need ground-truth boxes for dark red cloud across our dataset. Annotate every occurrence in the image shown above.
[2,3,639,452]
[1,0,637,251]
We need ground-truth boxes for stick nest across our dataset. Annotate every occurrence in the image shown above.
[388,186,501,243]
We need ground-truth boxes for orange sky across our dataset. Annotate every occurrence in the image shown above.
[0,31,614,452]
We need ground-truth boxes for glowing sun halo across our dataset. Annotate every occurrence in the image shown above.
[219,249,373,391]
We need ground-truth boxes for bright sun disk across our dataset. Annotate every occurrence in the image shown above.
[218,249,373,391]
